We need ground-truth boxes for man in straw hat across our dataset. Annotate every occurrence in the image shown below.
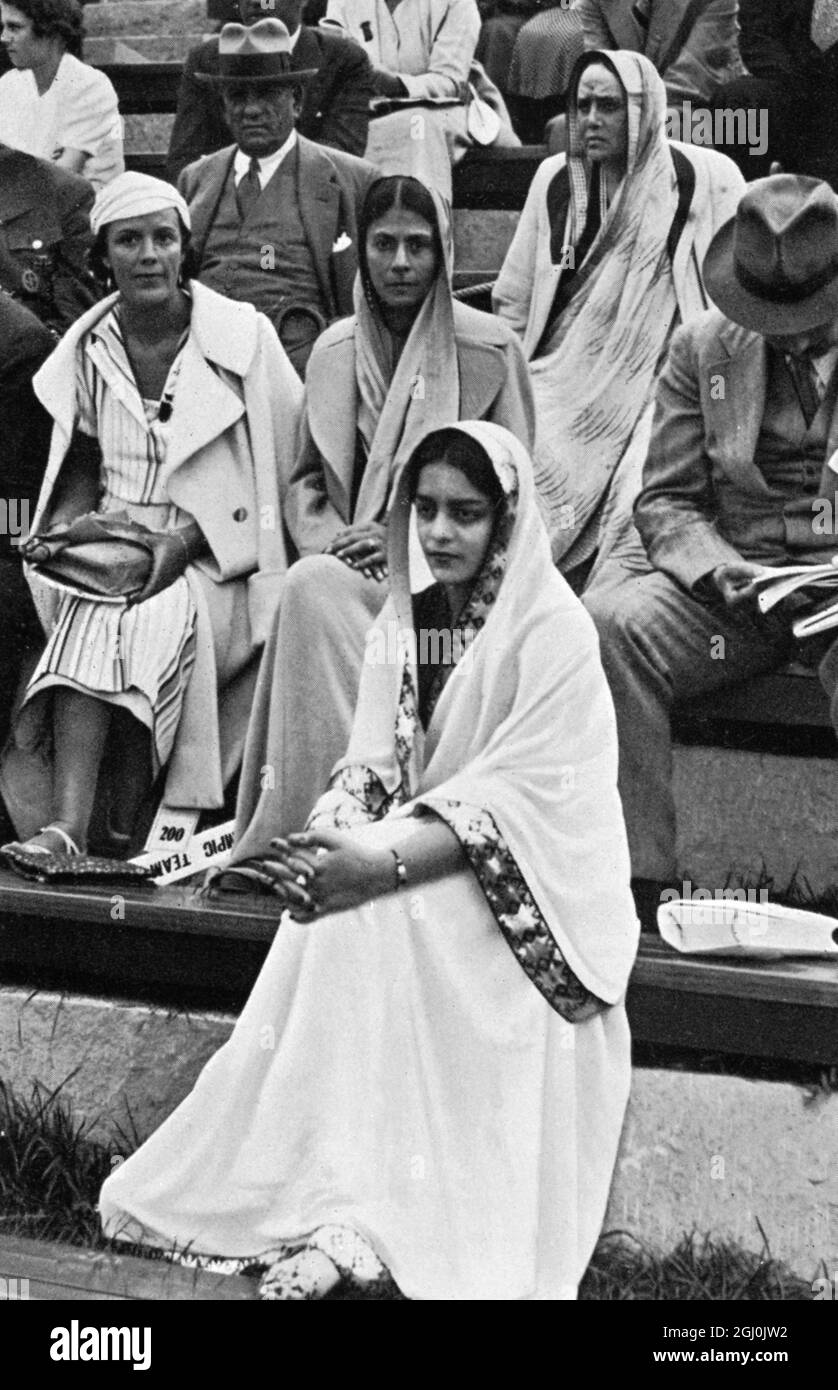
[583,174,838,927]
[168,0,373,180]
[178,16,375,375]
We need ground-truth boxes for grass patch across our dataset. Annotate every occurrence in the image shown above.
[579,1231,813,1301]
[0,1077,136,1248]
[0,1079,816,1299]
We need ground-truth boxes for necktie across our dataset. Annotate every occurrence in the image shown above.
[786,355,824,427]
[811,0,838,52]
[236,157,262,222]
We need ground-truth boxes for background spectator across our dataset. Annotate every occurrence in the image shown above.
[0,293,53,802]
[231,173,534,860]
[506,1,584,144]
[177,19,375,376]
[167,0,374,179]
[0,141,96,334]
[0,0,124,188]
[326,0,519,202]
[709,0,838,183]
[494,52,744,587]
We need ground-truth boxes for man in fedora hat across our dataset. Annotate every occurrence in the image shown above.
[168,0,373,180]
[178,17,375,375]
[582,174,838,926]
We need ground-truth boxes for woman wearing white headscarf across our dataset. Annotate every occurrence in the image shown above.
[0,172,302,858]
[230,174,533,863]
[493,49,744,588]
[99,419,639,1301]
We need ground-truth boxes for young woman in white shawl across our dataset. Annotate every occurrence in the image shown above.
[493,49,744,590]
[230,173,533,863]
[99,420,639,1301]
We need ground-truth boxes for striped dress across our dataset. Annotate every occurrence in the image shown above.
[24,310,198,775]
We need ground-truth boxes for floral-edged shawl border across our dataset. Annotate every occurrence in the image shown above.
[422,797,604,1023]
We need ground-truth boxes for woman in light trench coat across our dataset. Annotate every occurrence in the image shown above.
[0,174,303,858]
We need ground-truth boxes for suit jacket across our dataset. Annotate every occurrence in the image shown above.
[739,0,838,87]
[0,145,96,335]
[634,308,838,592]
[166,25,374,180]
[493,141,744,361]
[285,301,536,555]
[179,136,375,324]
[579,0,742,104]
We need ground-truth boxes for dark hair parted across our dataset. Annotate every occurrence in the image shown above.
[87,216,199,292]
[6,0,84,56]
[408,428,506,511]
[358,175,443,312]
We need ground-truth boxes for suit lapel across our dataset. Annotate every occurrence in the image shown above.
[709,324,771,492]
[187,149,235,264]
[295,141,339,318]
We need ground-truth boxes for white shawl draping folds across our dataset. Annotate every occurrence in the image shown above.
[527,52,679,568]
[351,182,460,522]
[312,421,640,1007]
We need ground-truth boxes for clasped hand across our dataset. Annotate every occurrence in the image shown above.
[325,521,388,582]
[251,828,395,920]
[21,514,190,606]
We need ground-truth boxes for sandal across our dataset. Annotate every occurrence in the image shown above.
[258,1226,396,1301]
[1,823,83,856]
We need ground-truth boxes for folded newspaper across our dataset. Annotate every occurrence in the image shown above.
[752,558,838,636]
[657,897,838,959]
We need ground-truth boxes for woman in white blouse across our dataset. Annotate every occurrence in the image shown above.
[0,0,123,189]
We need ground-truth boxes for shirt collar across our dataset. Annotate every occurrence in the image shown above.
[810,344,838,391]
[234,127,297,185]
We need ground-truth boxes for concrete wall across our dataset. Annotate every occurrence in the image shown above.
[674,744,838,896]
[1,986,834,1281]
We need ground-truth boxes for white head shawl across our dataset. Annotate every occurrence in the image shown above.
[312,421,640,1010]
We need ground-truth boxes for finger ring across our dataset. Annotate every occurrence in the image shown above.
[295,873,307,887]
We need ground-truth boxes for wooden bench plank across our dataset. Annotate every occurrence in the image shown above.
[677,666,833,731]
[101,62,182,115]
[1,873,836,1061]
[0,1236,259,1300]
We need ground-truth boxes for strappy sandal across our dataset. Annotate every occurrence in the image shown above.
[1,823,82,857]
[258,1226,397,1301]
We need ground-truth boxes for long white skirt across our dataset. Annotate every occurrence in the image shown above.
[99,818,631,1300]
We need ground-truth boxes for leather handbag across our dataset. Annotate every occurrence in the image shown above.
[24,513,155,600]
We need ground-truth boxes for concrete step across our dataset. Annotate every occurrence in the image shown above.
[87,34,204,63]
[84,0,207,36]
[1,983,832,1281]
[674,743,838,896]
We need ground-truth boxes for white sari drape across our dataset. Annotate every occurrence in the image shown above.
[99,424,638,1299]
[527,53,680,571]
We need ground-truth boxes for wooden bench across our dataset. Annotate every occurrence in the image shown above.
[0,1235,258,1300]
[1,870,836,1065]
